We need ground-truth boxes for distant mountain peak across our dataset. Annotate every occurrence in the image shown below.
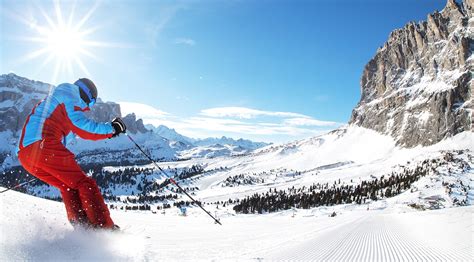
[148,124,270,153]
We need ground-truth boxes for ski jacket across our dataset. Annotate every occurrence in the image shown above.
[18,83,114,153]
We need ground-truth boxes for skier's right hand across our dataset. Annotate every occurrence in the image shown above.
[111,117,126,137]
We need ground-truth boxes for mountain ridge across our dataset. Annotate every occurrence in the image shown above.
[148,124,269,150]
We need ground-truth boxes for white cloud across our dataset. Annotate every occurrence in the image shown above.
[183,117,253,133]
[119,102,170,119]
[119,102,340,143]
[182,117,326,137]
[200,106,307,119]
[174,38,196,46]
[283,117,339,127]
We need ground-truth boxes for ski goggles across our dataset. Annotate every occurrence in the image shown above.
[76,80,96,107]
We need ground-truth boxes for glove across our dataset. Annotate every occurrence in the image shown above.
[111,117,126,137]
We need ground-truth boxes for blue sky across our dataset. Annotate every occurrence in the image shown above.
[1,0,446,143]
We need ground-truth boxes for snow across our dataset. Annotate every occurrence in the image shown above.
[179,144,248,159]
[0,189,147,261]
[150,124,269,158]
[69,131,176,160]
[1,126,474,260]
[1,189,472,261]
[0,131,15,152]
[269,208,473,261]
[0,100,14,108]
[0,131,17,170]
[406,69,465,94]
[414,110,432,124]
[363,66,468,115]
[149,125,194,145]
[0,74,50,110]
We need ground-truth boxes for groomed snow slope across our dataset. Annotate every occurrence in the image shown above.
[1,189,472,261]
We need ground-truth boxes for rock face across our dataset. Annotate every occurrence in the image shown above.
[86,100,149,134]
[0,74,50,133]
[122,113,150,134]
[87,99,121,123]
[350,0,473,147]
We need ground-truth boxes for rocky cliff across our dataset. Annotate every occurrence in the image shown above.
[0,74,50,133]
[350,0,473,147]
[86,101,149,134]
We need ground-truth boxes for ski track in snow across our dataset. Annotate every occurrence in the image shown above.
[267,211,473,261]
[1,189,473,261]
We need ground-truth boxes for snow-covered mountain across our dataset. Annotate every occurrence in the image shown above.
[148,124,195,147]
[179,143,249,159]
[149,124,269,158]
[193,136,268,150]
[350,0,473,147]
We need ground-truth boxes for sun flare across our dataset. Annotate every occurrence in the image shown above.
[13,1,115,82]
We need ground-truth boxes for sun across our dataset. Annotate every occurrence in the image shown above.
[45,24,84,60]
[14,1,110,83]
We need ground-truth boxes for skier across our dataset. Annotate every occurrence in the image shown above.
[17,78,127,230]
[180,205,187,216]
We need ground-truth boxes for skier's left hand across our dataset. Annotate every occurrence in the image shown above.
[111,117,126,137]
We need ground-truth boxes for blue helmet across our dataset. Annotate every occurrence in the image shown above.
[75,78,97,107]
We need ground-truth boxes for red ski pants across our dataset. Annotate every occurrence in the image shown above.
[18,140,114,228]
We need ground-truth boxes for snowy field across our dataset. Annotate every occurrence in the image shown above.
[2,127,474,261]
[1,189,473,261]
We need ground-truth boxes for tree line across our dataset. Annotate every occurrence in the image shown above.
[233,159,439,214]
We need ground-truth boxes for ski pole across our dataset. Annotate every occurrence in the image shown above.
[0,177,37,194]
[125,133,222,225]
